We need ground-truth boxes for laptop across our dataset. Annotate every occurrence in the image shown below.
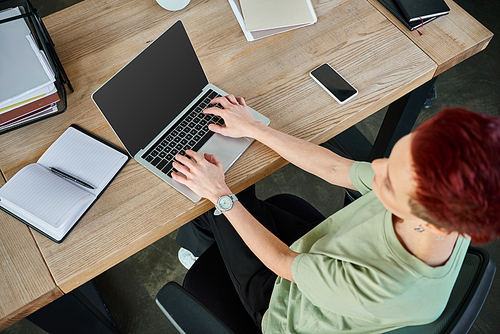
[92,20,270,202]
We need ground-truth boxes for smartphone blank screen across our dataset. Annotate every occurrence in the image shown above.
[310,64,357,103]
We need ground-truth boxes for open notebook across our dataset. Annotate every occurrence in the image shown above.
[0,125,129,242]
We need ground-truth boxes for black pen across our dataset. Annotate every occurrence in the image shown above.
[50,167,95,190]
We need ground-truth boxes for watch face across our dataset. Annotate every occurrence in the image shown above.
[218,196,233,210]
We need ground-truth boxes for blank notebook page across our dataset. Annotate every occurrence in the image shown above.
[0,163,94,230]
[37,126,129,193]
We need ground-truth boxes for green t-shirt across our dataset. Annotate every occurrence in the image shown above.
[261,162,470,334]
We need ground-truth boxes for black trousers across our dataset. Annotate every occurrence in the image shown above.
[176,185,325,328]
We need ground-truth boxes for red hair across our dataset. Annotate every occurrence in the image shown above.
[410,108,500,244]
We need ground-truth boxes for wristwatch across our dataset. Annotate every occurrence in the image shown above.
[214,194,238,216]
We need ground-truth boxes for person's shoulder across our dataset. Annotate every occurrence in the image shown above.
[349,161,375,195]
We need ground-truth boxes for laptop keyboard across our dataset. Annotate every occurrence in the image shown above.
[141,89,224,177]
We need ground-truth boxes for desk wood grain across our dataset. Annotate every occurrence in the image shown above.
[368,0,493,77]
[0,173,63,330]
[0,0,436,293]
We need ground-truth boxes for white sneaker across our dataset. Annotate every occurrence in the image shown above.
[178,247,199,270]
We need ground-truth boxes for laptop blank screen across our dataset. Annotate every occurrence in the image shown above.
[92,21,209,156]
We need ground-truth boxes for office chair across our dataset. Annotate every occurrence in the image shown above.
[156,193,496,334]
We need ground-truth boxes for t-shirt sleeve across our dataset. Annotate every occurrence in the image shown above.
[349,161,375,195]
[292,252,386,322]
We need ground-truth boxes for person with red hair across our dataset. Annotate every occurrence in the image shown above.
[409,108,500,245]
[172,96,500,333]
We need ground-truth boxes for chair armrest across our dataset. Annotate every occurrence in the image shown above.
[155,282,233,334]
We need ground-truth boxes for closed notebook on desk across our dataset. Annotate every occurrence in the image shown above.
[0,125,130,243]
[378,0,438,31]
[239,0,316,32]
[394,0,449,22]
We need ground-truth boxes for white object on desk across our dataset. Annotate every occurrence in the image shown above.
[0,7,55,108]
[155,0,190,11]
[239,0,316,32]
[227,0,316,42]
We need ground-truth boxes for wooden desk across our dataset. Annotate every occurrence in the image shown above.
[0,0,492,328]
[368,0,493,77]
[0,173,63,329]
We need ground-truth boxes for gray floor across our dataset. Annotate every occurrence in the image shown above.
[3,0,500,333]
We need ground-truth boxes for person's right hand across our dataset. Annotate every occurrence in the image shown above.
[204,95,261,138]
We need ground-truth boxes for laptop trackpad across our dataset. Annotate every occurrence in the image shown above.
[198,134,252,171]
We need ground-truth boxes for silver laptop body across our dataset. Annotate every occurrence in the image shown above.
[92,21,269,202]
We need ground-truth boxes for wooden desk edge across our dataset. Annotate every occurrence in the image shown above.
[367,0,493,77]
[433,36,492,77]
[0,170,64,330]
[0,287,63,331]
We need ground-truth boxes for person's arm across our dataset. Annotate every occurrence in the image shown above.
[205,95,356,189]
[171,150,298,281]
[221,201,299,282]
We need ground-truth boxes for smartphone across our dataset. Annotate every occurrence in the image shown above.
[309,63,358,104]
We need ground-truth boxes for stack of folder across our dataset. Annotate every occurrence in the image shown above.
[0,6,60,132]
[228,0,317,42]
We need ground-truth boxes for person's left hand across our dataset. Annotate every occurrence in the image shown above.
[171,150,231,203]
